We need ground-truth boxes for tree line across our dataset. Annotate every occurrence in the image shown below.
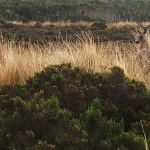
[0,0,150,22]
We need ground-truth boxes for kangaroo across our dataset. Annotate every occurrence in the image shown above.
[136,28,149,50]
[136,27,150,70]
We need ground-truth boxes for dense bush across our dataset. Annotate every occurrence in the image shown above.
[91,19,107,30]
[0,63,150,149]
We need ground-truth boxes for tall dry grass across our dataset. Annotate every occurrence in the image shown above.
[10,21,37,26]
[107,21,150,29]
[0,32,150,88]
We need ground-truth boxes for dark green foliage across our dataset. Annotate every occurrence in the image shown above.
[32,140,55,150]
[35,22,42,28]
[91,22,107,30]
[117,132,145,150]
[91,19,107,30]
[0,19,6,26]
[0,64,150,149]
[0,96,87,150]
[0,0,150,22]
[131,120,150,138]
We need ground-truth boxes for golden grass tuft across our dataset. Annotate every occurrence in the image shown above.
[10,21,36,26]
[42,21,92,27]
[10,20,92,27]
[108,21,150,29]
[107,21,138,29]
[0,32,150,88]
[8,20,150,29]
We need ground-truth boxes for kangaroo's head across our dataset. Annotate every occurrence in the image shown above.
[136,28,147,44]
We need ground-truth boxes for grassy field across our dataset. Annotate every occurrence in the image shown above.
[0,27,150,88]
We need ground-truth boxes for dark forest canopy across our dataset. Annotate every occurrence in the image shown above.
[0,0,150,22]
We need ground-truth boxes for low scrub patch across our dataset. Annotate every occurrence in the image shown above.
[0,64,150,149]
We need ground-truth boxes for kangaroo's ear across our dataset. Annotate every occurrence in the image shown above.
[144,28,147,34]
[137,30,141,33]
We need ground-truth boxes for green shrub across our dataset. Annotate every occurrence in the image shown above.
[0,19,6,26]
[32,140,55,150]
[91,18,107,29]
[35,22,42,28]
[3,23,14,28]
[0,63,150,149]
[1,64,150,127]
[131,120,150,137]
[118,132,145,150]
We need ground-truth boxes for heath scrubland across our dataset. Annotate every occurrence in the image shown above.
[1,0,150,149]
[0,20,150,150]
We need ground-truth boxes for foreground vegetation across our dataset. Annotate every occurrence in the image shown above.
[0,63,150,149]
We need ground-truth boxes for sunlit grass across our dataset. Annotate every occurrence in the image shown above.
[10,20,36,26]
[107,21,138,29]
[107,21,150,29]
[9,20,150,29]
[10,20,93,27]
[0,32,150,88]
